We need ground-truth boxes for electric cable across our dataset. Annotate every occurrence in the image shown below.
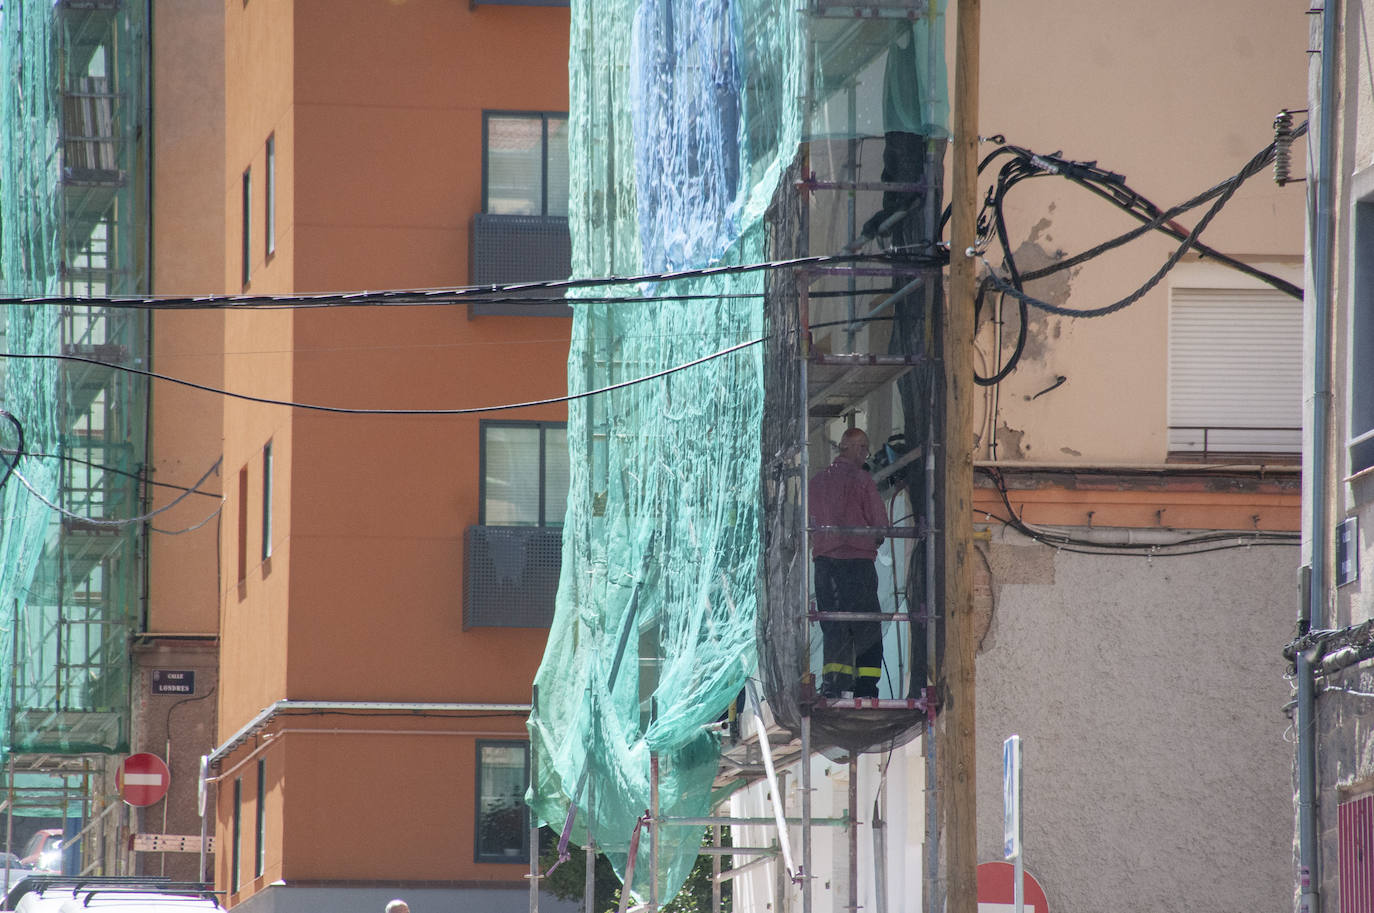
[973,279,1024,387]
[1036,172,1303,298]
[0,410,24,494]
[980,167,1240,320]
[975,130,1298,321]
[976,465,1299,556]
[1,448,223,498]
[1,336,764,415]
[0,248,947,311]
[971,152,1031,386]
[960,129,1304,382]
[6,457,224,529]
[150,502,225,536]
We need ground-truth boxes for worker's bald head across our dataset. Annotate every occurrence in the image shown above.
[838,428,870,467]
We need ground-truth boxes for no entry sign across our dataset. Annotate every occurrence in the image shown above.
[977,861,1049,913]
[117,753,171,807]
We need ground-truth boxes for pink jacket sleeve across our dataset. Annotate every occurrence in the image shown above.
[860,476,887,540]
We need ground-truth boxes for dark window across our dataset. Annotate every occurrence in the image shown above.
[473,112,572,310]
[231,778,242,892]
[483,423,568,528]
[254,759,266,878]
[261,442,273,561]
[236,465,249,583]
[475,741,529,863]
[480,421,568,527]
[1353,198,1374,474]
[482,112,568,217]
[466,421,566,628]
[241,168,252,287]
[265,135,276,256]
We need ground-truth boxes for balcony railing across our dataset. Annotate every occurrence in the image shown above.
[463,525,562,628]
[1167,424,1301,461]
[469,213,572,317]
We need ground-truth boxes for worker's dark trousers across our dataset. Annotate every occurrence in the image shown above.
[861,131,926,244]
[814,556,883,697]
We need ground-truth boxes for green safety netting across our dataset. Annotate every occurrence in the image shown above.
[529,0,947,904]
[0,0,145,784]
[1,0,62,779]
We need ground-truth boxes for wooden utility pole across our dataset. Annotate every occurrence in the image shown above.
[943,2,980,913]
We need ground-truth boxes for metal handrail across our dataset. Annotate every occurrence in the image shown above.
[1168,424,1300,460]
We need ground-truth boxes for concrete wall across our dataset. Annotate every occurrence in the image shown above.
[965,4,1305,908]
[730,523,1295,913]
[974,531,1295,913]
[228,882,579,913]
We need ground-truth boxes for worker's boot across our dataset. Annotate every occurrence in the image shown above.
[821,671,853,700]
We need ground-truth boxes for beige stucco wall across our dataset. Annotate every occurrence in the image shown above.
[974,0,1307,464]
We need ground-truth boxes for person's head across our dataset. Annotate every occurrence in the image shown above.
[837,428,870,467]
[385,900,409,913]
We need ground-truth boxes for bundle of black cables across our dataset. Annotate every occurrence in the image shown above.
[941,128,1306,386]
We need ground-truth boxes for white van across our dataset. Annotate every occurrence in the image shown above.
[5,877,221,913]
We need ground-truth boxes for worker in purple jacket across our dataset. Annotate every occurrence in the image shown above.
[808,427,889,699]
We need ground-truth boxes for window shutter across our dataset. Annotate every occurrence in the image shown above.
[1167,287,1302,454]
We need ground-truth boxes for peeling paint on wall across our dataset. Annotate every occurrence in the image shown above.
[1008,238,1075,365]
[997,421,1028,459]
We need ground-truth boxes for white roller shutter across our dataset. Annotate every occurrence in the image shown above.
[1168,287,1302,454]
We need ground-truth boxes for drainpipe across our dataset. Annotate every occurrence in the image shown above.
[1298,1,1340,910]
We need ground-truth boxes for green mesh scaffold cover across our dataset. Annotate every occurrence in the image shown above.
[0,0,65,768]
[0,0,142,772]
[527,0,802,901]
[529,0,947,903]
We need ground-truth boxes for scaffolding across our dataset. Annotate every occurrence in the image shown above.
[528,0,948,909]
[0,0,150,871]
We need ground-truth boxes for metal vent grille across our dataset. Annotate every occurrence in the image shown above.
[464,526,562,628]
[470,214,572,317]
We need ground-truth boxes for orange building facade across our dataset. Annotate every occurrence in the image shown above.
[148,1,573,910]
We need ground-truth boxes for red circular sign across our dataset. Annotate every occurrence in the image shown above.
[977,861,1049,913]
[117,753,171,807]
